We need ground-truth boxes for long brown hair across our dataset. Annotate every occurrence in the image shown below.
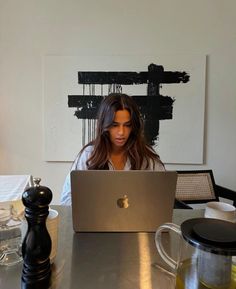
[80,93,162,169]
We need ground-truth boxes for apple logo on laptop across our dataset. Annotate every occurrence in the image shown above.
[117,195,129,209]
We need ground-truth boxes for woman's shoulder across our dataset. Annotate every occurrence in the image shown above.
[153,159,165,171]
[73,145,94,170]
[81,144,94,154]
[143,145,165,171]
[78,144,94,160]
[140,157,165,171]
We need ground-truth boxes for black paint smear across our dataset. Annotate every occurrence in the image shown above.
[69,95,103,119]
[69,63,189,145]
[78,70,189,85]
[68,95,174,120]
[78,72,147,85]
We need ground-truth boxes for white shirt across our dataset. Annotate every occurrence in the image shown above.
[61,145,165,205]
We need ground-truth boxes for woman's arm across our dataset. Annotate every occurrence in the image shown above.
[60,146,93,205]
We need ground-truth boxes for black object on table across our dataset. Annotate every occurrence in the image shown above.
[21,178,52,289]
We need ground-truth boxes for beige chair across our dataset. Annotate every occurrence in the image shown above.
[175,170,236,208]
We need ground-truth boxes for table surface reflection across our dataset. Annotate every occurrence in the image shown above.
[0,206,204,289]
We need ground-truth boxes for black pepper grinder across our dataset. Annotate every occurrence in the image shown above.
[21,177,53,289]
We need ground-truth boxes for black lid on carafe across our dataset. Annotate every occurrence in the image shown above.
[181,218,236,255]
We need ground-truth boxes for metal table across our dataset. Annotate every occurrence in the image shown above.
[0,206,204,289]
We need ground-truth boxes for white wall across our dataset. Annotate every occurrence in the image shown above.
[0,0,236,204]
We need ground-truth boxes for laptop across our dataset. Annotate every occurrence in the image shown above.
[71,170,177,232]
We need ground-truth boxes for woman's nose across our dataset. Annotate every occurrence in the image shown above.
[118,125,124,135]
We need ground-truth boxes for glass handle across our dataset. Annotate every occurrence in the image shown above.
[155,223,181,270]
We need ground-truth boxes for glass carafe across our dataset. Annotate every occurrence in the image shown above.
[0,203,22,266]
[155,218,236,289]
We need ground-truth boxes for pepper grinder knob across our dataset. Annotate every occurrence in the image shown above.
[33,177,41,187]
[21,177,53,289]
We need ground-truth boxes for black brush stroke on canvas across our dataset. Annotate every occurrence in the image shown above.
[68,63,190,145]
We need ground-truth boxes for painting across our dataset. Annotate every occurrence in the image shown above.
[43,54,206,164]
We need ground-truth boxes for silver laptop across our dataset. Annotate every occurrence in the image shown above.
[71,170,177,232]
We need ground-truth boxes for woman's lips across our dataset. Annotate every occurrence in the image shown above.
[115,138,126,144]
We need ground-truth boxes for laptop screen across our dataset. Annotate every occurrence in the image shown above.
[71,170,177,232]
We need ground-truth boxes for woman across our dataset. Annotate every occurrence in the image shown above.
[61,93,165,205]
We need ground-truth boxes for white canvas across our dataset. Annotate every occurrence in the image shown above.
[43,54,206,164]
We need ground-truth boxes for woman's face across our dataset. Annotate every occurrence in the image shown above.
[108,109,132,151]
